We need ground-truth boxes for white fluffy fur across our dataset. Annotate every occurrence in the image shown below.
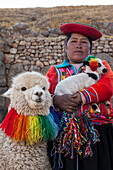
[55,58,106,95]
[0,135,50,170]
[55,58,107,112]
[0,71,52,170]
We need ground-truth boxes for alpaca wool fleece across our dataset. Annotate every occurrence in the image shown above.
[0,71,55,170]
[0,131,51,170]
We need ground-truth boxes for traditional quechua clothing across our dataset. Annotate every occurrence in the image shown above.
[47,58,113,170]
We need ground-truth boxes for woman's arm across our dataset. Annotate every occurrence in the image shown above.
[46,65,58,94]
[80,60,113,104]
[46,66,82,112]
[53,92,82,112]
[46,61,113,111]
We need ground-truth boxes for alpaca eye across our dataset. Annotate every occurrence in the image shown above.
[98,63,101,67]
[21,87,27,91]
[42,87,45,90]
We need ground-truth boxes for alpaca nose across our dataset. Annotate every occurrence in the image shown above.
[103,68,107,74]
[35,92,43,96]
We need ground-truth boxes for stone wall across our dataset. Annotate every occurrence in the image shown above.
[0,23,113,122]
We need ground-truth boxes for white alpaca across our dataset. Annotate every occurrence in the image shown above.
[55,57,108,112]
[0,71,58,170]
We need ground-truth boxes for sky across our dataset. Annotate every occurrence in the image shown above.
[0,0,113,8]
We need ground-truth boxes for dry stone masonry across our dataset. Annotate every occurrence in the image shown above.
[0,22,113,122]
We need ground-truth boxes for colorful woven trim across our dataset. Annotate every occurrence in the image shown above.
[0,107,59,145]
[55,66,75,84]
[52,111,99,169]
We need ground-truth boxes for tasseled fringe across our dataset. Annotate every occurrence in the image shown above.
[0,108,17,137]
[85,55,98,71]
[0,107,59,145]
[29,115,42,144]
[50,106,61,126]
[12,114,29,142]
[28,115,54,144]
[52,111,100,169]
[47,113,59,138]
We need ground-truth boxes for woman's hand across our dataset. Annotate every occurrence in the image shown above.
[53,92,82,112]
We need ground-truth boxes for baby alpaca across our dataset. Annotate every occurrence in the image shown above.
[0,71,58,170]
[55,56,108,112]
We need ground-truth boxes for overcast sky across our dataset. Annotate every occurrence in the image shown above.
[0,0,113,8]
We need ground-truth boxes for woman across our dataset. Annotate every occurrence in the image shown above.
[46,23,113,170]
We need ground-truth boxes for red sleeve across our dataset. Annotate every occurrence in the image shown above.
[46,66,58,94]
[80,61,113,103]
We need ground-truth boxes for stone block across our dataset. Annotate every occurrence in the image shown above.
[0,51,5,62]
[0,107,7,123]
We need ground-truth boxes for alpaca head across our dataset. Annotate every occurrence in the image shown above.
[83,55,107,75]
[3,71,51,116]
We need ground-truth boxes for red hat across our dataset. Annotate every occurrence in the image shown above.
[60,22,102,41]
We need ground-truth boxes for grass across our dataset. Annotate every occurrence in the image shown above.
[0,5,113,33]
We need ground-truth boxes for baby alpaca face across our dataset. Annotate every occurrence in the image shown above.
[96,58,107,75]
[84,57,107,75]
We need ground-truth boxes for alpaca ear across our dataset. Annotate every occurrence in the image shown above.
[2,88,13,98]
[83,61,89,66]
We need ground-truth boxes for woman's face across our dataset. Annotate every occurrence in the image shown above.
[66,33,91,64]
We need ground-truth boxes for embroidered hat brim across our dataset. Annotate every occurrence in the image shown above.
[60,23,102,41]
